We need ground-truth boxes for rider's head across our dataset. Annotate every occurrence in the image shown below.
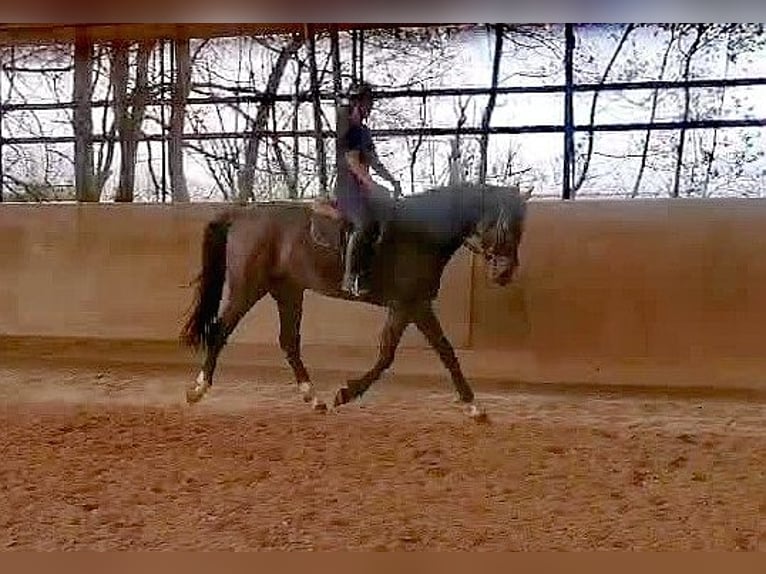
[348,81,374,120]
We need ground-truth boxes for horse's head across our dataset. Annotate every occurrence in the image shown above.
[471,184,530,286]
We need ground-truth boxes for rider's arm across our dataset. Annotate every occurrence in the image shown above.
[367,148,401,198]
[367,148,396,186]
[345,150,376,192]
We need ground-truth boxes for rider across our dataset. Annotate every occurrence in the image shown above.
[336,81,401,297]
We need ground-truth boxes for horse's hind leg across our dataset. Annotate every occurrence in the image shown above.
[186,279,266,404]
[271,286,327,412]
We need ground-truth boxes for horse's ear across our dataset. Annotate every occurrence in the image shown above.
[522,186,534,201]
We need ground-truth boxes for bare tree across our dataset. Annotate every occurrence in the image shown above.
[405,91,428,194]
[169,36,192,202]
[671,24,707,197]
[291,54,304,198]
[448,97,471,185]
[305,27,328,198]
[111,40,154,202]
[328,25,343,201]
[478,24,504,184]
[631,26,677,198]
[573,23,635,194]
[237,34,303,202]
[73,32,97,201]
[700,30,734,198]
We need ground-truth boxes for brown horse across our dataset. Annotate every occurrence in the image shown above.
[180,182,528,420]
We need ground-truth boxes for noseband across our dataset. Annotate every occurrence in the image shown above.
[463,203,512,261]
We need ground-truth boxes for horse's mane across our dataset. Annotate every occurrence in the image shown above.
[416,181,522,199]
[241,182,523,211]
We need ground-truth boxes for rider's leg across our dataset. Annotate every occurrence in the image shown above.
[343,202,375,296]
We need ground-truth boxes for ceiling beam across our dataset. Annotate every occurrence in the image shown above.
[0,23,458,45]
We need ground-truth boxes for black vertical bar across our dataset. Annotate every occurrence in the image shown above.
[160,38,168,203]
[306,24,327,196]
[330,26,346,192]
[563,23,575,200]
[73,26,95,202]
[330,26,342,95]
[293,51,302,196]
[0,48,4,203]
[358,29,364,81]
[351,30,357,80]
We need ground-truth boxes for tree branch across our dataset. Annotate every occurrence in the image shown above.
[573,23,635,193]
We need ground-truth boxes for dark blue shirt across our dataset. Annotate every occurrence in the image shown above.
[336,123,376,220]
[344,124,374,164]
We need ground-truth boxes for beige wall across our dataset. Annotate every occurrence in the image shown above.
[470,199,766,364]
[3,199,766,372]
[0,203,470,350]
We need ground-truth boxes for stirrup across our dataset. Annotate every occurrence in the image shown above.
[353,275,370,297]
[342,274,369,297]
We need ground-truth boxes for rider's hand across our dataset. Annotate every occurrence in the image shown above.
[361,179,376,195]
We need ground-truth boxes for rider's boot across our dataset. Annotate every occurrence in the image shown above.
[342,230,370,297]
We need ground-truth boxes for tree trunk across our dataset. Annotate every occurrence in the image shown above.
[267,96,292,199]
[306,26,328,197]
[111,41,129,200]
[632,27,675,198]
[73,30,97,202]
[115,40,153,202]
[449,99,470,185]
[169,36,191,203]
[408,94,427,194]
[237,35,303,202]
[292,57,303,198]
[701,31,731,198]
[672,25,705,198]
[330,25,343,196]
[93,44,118,197]
[478,24,504,184]
[573,23,634,193]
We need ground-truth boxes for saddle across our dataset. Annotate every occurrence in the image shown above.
[309,197,390,266]
[309,197,350,253]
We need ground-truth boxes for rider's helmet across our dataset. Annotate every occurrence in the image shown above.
[347,81,374,105]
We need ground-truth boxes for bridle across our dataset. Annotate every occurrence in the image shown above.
[462,202,513,261]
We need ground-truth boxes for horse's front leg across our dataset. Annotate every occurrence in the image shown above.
[412,301,488,422]
[333,304,411,407]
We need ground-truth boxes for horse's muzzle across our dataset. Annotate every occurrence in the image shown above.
[492,268,514,286]
[487,256,516,286]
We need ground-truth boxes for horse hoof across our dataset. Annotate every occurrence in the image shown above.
[333,386,352,408]
[452,394,475,405]
[186,387,203,405]
[466,403,489,424]
[298,382,315,403]
[186,374,210,405]
[312,398,328,413]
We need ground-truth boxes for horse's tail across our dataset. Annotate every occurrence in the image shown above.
[180,213,232,351]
